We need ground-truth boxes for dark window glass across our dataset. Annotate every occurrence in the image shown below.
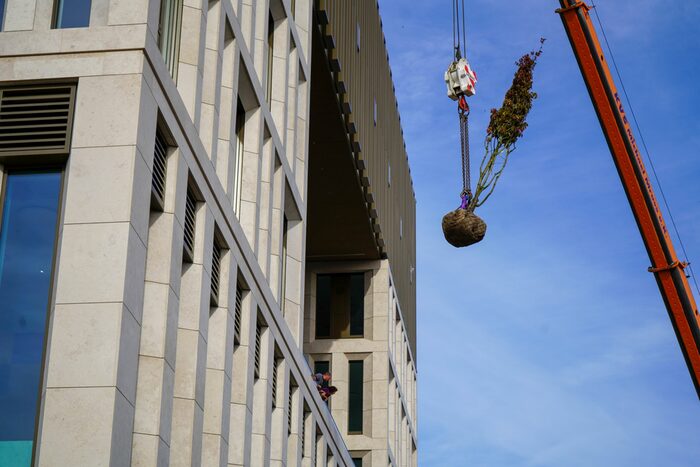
[348,360,363,433]
[314,361,329,389]
[1,0,6,31]
[315,275,331,338]
[352,458,363,467]
[0,171,62,465]
[266,12,274,102]
[54,0,92,29]
[349,273,364,336]
[315,273,364,339]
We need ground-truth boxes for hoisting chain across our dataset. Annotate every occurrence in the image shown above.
[458,98,471,209]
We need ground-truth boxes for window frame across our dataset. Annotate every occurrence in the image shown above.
[52,0,93,29]
[0,165,66,467]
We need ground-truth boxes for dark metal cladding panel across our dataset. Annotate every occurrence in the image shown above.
[322,0,417,358]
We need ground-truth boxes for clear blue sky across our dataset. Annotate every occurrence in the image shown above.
[379,1,700,465]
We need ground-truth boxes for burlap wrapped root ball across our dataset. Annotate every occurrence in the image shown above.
[442,209,487,247]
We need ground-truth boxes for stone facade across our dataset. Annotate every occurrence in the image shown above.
[0,0,416,466]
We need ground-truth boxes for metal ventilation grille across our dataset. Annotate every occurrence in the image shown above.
[287,385,293,434]
[0,84,76,155]
[183,187,196,262]
[271,360,278,407]
[254,322,262,378]
[234,285,243,345]
[210,242,222,306]
[152,130,168,209]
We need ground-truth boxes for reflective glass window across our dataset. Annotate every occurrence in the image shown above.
[348,360,364,433]
[1,0,6,31]
[54,0,92,29]
[0,171,62,465]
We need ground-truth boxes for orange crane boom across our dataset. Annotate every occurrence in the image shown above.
[557,0,700,398]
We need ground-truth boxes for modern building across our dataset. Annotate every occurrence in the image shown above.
[0,0,416,466]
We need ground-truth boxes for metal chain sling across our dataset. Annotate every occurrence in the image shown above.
[459,102,472,209]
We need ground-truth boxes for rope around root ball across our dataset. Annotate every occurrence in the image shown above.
[442,208,487,247]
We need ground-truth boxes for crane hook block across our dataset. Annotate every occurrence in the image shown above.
[445,57,477,101]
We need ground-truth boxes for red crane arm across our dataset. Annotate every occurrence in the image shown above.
[557,0,700,398]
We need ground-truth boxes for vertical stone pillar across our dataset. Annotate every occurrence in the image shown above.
[38,74,151,467]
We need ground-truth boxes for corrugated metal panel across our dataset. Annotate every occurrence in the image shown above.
[317,0,417,355]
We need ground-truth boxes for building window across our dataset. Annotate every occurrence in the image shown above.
[388,162,391,187]
[315,273,364,339]
[280,215,288,309]
[400,218,403,239]
[0,170,62,465]
[290,0,296,18]
[352,458,363,467]
[314,361,329,388]
[0,0,6,31]
[356,22,360,51]
[53,0,92,28]
[234,98,245,214]
[348,360,364,433]
[157,0,184,80]
[266,12,275,103]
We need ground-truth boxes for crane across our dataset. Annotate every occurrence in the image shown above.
[556,0,700,399]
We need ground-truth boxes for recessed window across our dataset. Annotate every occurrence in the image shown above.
[348,360,364,433]
[0,0,6,31]
[315,273,364,339]
[400,218,403,239]
[53,0,92,28]
[280,216,288,309]
[234,98,245,214]
[157,0,184,79]
[314,361,329,386]
[352,458,363,467]
[388,162,391,187]
[356,22,360,51]
[266,12,275,102]
[0,171,62,465]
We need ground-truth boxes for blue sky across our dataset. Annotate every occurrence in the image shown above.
[378,1,700,465]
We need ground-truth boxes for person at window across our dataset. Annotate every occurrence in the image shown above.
[319,386,338,401]
[312,371,331,388]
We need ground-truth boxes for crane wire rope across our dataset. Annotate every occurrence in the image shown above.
[452,0,472,204]
[591,4,700,296]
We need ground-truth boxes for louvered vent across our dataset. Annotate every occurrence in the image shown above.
[210,241,222,306]
[233,284,243,345]
[271,360,278,407]
[0,84,76,155]
[183,186,196,262]
[254,322,262,378]
[151,129,168,210]
[300,413,305,455]
[287,385,293,434]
